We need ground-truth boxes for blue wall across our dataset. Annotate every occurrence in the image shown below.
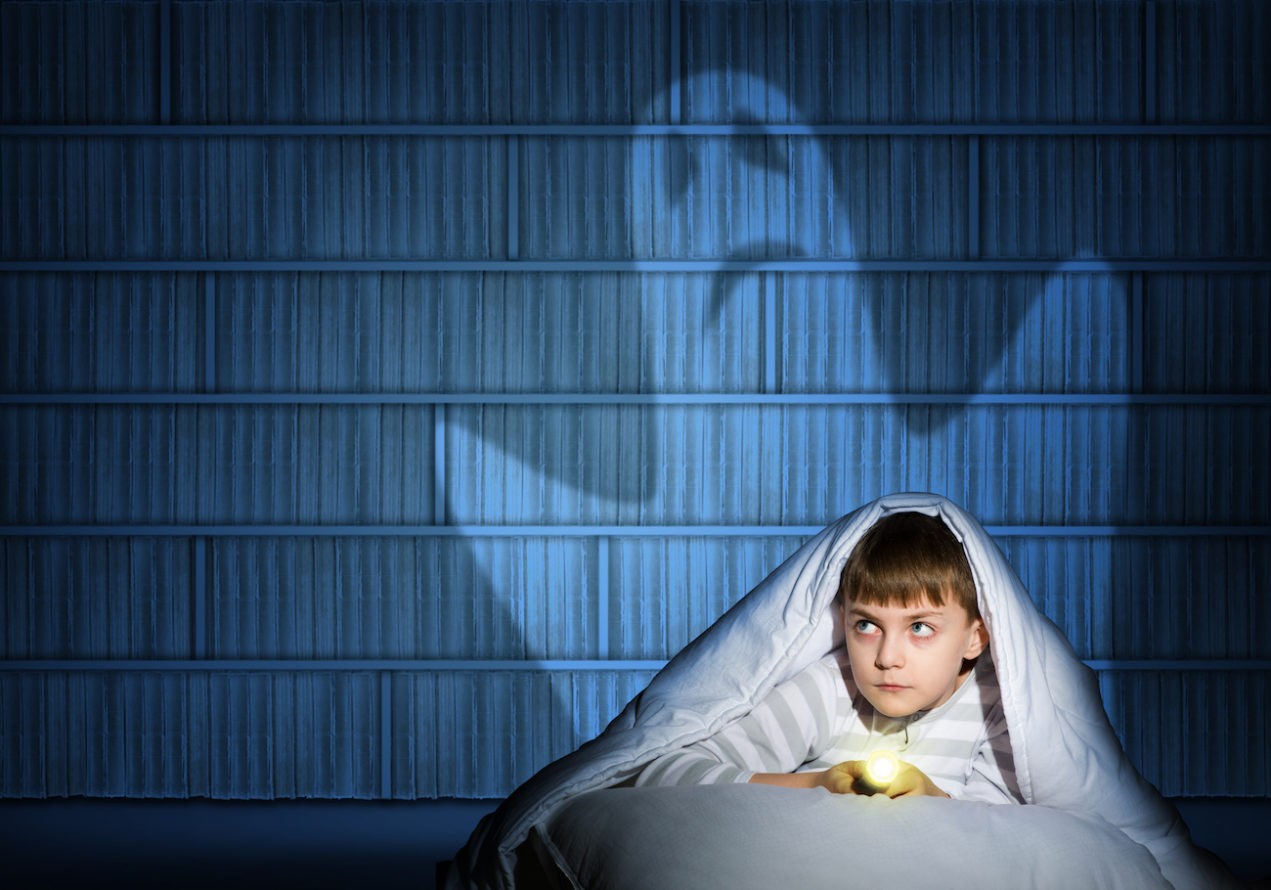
[1,0,1268,803]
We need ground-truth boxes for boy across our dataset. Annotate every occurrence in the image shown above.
[635,511,1022,803]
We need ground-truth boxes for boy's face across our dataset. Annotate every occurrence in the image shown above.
[841,594,988,718]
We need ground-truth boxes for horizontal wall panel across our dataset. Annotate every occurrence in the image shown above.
[609,536,810,659]
[0,273,204,394]
[4,668,1262,799]
[7,1,1266,128]
[999,536,1271,662]
[980,137,1271,259]
[3,403,1266,527]
[211,537,598,660]
[0,0,158,124]
[0,667,656,798]
[446,404,1270,527]
[1155,0,1271,124]
[8,533,1265,665]
[392,669,656,798]
[170,0,1159,127]
[0,135,967,261]
[445,404,789,526]
[172,0,669,125]
[1099,670,1271,797]
[0,671,190,797]
[0,670,382,798]
[16,270,1266,399]
[608,534,1271,663]
[0,405,436,524]
[0,138,505,261]
[7,136,1268,262]
[200,670,382,799]
[683,0,1143,124]
[1142,273,1271,394]
[0,537,192,660]
[536,136,969,260]
[10,270,1263,399]
[215,271,763,395]
[778,272,1132,394]
[1131,407,1270,526]
[962,0,1144,124]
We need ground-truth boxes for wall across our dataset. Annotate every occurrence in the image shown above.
[2,0,1268,810]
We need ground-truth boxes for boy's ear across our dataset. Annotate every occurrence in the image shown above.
[963,619,989,660]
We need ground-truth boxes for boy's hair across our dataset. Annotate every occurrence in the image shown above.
[837,511,980,619]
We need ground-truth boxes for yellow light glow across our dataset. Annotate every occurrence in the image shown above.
[863,749,900,790]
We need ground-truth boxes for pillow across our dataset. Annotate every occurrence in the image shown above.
[529,785,1170,890]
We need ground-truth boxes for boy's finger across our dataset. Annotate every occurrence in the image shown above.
[824,761,864,794]
[827,775,856,795]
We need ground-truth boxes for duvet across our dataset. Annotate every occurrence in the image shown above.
[447,493,1237,890]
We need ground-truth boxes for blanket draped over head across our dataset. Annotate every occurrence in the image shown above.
[447,493,1235,890]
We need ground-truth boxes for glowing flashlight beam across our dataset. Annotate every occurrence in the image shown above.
[862,750,900,793]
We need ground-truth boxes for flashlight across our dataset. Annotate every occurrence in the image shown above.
[860,749,900,794]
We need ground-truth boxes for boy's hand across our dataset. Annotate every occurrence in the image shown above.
[817,759,951,799]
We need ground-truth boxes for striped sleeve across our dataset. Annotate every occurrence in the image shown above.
[953,679,1023,805]
[634,658,841,787]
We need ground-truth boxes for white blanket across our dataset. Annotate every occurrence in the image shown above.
[447,493,1236,889]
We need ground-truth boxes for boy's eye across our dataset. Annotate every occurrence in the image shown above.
[853,620,877,634]
[910,623,934,638]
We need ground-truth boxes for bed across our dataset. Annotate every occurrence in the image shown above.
[446,493,1240,890]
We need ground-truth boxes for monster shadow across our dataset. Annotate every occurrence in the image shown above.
[450,2,1259,794]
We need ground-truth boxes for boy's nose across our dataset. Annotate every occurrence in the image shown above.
[875,637,904,669]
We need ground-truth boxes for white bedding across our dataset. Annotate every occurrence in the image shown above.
[532,785,1172,890]
[447,493,1237,889]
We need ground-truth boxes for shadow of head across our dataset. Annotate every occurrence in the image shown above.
[656,69,1116,437]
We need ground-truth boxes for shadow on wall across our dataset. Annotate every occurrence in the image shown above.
[462,58,1149,768]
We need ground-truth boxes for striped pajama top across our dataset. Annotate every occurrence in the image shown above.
[635,649,1023,804]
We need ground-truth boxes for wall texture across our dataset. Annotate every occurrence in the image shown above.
[1,0,1268,802]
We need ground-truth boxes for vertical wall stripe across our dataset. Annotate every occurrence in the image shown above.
[433,405,446,525]
[1144,1,1157,123]
[1131,273,1145,392]
[597,537,610,660]
[971,2,981,120]
[192,537,207,659]
[967,137,980,258]
[204,276,216,392]
[763,274,777,393]
[669,0,682,124]
[159,0,172,123]
[507,139,519,260]
[379,671,392,798]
